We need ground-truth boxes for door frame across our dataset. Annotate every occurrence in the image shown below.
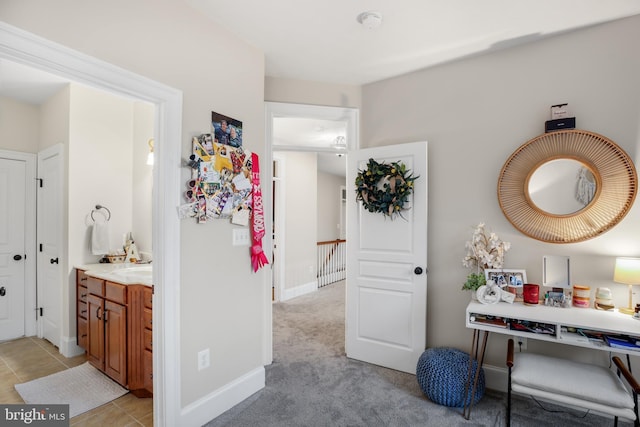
[0,22,182,426]
[0,149,37,337]
[271,154,285,303]
[263,101,359,365]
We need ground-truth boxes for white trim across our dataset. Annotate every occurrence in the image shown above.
[483,364,508,392]
[58,335,85,358]
[281,281,318,302]
[271,155,285,303]
[180,367,265,427]
[0,149,36,338]
[0,22,182,426]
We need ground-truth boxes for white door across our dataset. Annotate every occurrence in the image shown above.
[0,157,27,340]
[346,141,428,374]
[37,145,63,347]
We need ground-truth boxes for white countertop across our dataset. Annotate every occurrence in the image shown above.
[77,263,153,286]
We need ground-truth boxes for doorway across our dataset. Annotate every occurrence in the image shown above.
[0,23,182,426]
[263,101,358,364]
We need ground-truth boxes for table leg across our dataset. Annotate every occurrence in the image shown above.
[463,329,489,420]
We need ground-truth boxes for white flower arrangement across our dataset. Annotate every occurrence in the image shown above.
[462,223,510,291]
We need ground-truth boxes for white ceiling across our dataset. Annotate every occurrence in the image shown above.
[184,0,640,85]
[3,2,640,176]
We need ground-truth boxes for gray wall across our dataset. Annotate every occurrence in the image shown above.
[361,15,640,369]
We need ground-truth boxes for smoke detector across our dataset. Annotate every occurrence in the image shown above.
[357,11,383,30]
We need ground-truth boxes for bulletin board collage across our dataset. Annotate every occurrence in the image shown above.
[178,111,252,225]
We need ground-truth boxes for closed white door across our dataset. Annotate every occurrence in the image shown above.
[0,157,27,340]
[37,144,63,346]
[346,141,428,374]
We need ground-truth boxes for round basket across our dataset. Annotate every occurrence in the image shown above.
[416,347,485,407]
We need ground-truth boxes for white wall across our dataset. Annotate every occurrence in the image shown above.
[132,101,154,257]
[281,151,318,290]
[68,83,134,266]
[0,96,40,153]
[360,15,640,371]
[0,0,266,415]
[317,171,344,242]
[265,77,362,109]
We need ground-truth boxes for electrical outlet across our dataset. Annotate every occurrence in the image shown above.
[516,336,527,351]
[198,348,210,370]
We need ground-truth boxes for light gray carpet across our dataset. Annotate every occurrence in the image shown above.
[206,281,632,426]
[15,361,128,418]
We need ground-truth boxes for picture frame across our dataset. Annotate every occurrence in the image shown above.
[485,269,527,301]
[484,269,527,287]
[212,111,243,148]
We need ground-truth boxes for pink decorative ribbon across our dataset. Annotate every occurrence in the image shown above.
[251,153,268,272]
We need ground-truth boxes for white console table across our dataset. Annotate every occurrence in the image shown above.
[462,300,640,419]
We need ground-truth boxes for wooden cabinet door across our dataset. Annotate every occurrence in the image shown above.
[87,294,104,370]
[104,300,127,386]
[143,350,153,393]
[76,270,88,349]
[77,317,88,349]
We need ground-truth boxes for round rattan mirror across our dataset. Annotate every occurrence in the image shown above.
[498,129,637,243]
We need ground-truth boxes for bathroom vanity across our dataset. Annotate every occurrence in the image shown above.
[76,264,153,397]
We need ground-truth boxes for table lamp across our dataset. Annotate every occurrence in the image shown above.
[613,257,640,315]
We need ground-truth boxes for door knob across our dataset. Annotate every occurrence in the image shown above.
[50,258,59,264]
[13,254,22,261]
[414,267,424,275]
[0,287,5,296]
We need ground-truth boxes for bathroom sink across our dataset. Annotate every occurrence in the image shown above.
[112,265,153,279]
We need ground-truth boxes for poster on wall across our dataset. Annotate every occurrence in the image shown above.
[212,111,242,147]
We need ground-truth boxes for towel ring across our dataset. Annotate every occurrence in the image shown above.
[91,205,111,222]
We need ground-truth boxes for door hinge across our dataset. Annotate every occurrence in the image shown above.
[36,178,43,188]
[39,244,43,252]
[39,307,43,316]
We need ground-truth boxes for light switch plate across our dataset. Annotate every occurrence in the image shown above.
[232,228,250,246]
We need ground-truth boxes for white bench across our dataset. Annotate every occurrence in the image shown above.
[506,339,639,426]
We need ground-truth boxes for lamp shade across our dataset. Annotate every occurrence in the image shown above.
[613,257,640,284]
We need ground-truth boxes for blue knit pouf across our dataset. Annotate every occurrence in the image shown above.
[416,347,485,407]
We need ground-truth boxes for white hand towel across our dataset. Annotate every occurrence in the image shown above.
[91,218,110,255]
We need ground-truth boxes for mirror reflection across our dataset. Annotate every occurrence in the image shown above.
[528,159,596,215]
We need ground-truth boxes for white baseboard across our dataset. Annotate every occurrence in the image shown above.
[281,281,317,301]
[59,335,85,358]
[180,366,265,426]
[483,363,508,393]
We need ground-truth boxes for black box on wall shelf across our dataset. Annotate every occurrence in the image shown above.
[545,117,576,132]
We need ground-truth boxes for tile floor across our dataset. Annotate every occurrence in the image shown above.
[0,337,153,426]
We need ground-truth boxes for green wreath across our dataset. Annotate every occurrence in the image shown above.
[355,158,418,219]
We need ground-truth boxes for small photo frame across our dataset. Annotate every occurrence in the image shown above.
[485,269,527,302]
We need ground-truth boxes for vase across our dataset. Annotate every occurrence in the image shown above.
[470,290,478,301]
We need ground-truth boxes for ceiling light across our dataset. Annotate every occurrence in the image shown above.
[357,11,383,30]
